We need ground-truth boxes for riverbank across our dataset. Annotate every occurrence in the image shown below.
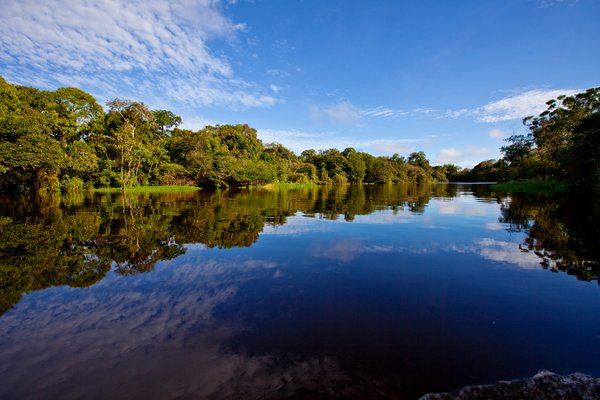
[491,179,574,193]
[92,185,201,193]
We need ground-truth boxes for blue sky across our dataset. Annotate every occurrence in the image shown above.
[1,0,599,166]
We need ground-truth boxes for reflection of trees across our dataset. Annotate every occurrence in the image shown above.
[172,190,287,248]
[309,183,433,220]
[500,193,600,282]
[0,184,452,314]
[0,205,110,314]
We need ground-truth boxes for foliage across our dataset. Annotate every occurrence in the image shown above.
[153,109,182,137]
[93,185,200,193]
[442,88,599,189]
[498,87,600,189]
[491,180,574,193]
[499,192,600,282]
[15,76,598,193]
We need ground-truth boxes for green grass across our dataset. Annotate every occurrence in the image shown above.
[92,185,200,193]
[491,180,574,193]
[256,182,318,190]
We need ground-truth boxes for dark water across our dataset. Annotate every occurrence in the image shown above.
[0,184,599,399]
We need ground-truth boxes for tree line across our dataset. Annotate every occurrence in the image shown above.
[0,76,450,194]
[451,87,600,188]
[1,76,598,193]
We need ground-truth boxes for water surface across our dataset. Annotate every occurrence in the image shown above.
[0,184,599,399]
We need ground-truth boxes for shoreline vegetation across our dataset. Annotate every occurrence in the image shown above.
[1,76,598,195]
[491,180,574,193]
[92,182,319,193]
[92,185,201,193]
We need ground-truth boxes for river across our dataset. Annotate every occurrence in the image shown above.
[0,183,599,399]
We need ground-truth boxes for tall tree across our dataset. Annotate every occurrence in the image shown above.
[408,151,431,174]
[106,99,156,190]
[505,87,600,186]
[153,109,182,137]
[51,87,104,145]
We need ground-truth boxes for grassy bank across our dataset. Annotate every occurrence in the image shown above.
[256,182,318,190]
[93,185,200,193]
[491,180,574,193]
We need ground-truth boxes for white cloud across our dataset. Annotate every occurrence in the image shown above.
[475,238,542,270]
[266,68,290,77]
[488,128,508,139]
[438,148,463,162]
[310,100,363,125]
[361,106,408,118]
[485,222,506,231]
[537,0,579,8]
[309,101,452,125]
[310,239,363,263]
[0,255,358,399]
[257,128,324,153]
[435,147,493,166]
[0,0,277,108]
[474,89,580,122]
[180,115,220,131]
[257,128,426,155]
[333,88,583,125]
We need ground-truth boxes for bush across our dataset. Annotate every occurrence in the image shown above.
[61,176,85,192]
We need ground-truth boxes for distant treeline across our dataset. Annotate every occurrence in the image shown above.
[451,87,600,188]
[1,76,598,193]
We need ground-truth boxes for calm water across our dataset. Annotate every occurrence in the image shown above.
[0,184,599,399]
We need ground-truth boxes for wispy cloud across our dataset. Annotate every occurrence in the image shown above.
[266,68,290,78]
[311,88,581,127]
[269,84,283,94]
[258,128,352,153]
[475,238,542,269]
[309,101,363,125]
[473,88,581,122]
[309,100,452,125]
[488,128,508,139]
[361,107,409,119]
[180,115,220,131]
[258,128,424,155]
[0,0,277,108]
[537,0,579,8]
[444,88,580,122]
[435,147,493,166]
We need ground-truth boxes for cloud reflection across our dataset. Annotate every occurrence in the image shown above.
[0,255,365,399]
[310,239,363,263]
[474,238,542,270]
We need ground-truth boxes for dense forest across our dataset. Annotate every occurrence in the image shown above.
[1,76,598,193]
[0,76,446,193]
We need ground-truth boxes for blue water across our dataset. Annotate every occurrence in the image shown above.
[0,184,598,399]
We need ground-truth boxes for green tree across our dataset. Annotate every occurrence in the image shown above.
[344,152,366,182]
[153,109,182,137]
[0,133,65,193]
[408,151,431,174]
[105,99,156,190]
[50,87,104,145]
[508,87,600,186]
